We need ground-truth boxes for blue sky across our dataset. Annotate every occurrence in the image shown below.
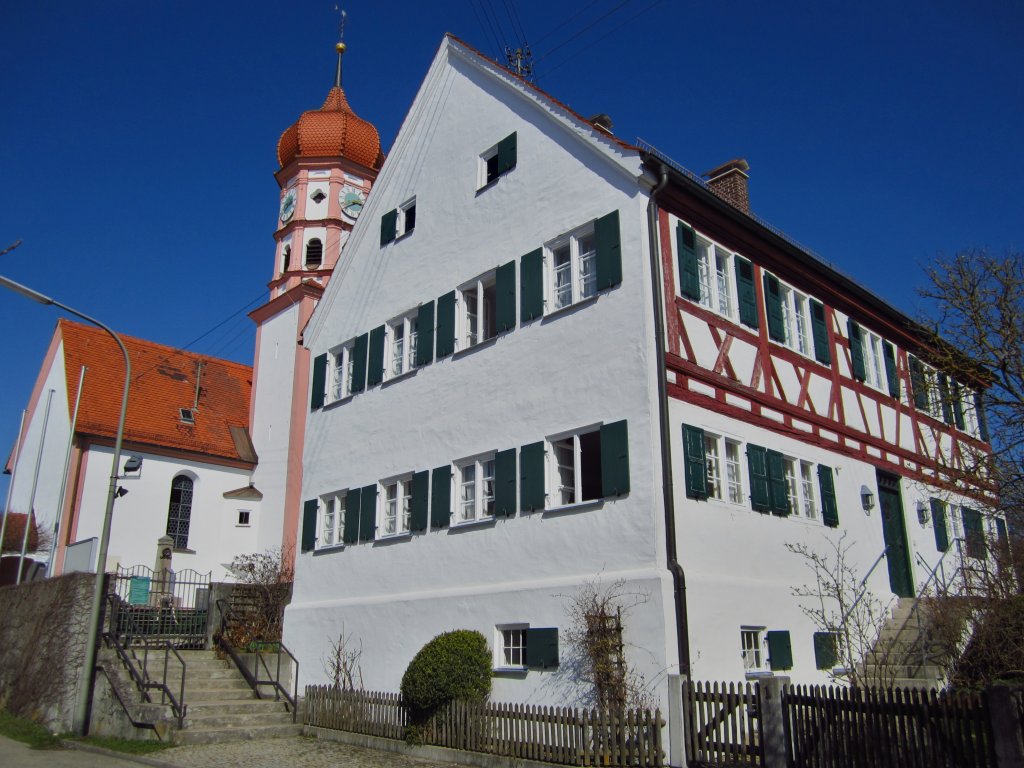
[2,1,1022,500]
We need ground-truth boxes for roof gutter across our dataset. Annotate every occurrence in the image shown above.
[646,164,691,675]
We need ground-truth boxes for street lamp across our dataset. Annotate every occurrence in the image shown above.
[0,272,131,736]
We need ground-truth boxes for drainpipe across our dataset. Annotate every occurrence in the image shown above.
[646,164,692,675]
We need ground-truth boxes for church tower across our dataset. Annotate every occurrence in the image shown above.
[248,40,384,564]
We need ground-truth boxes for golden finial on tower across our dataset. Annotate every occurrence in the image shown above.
[333,6,348,87]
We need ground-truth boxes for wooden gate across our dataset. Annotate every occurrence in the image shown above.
[682,679,763,766]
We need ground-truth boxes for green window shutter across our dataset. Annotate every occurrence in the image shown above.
[525,628,559,669]
[301,499,318,553]
[747,445,770,513]
[410,470,429,533]
[952,381,966,430]
[764,274,785,343]
[343,488,361,544]
[594,210,622,290]
[436,291,456,358]
[682,425,708,500]
[367,325,386,387]
[810,300,831,366]
[380,209,397,246]
[767,449,790,516]
[818,465,839,528]
[519,441,546,512]
[813,632,838,670]
[359,484,377,543]
[909,356,928,410]
[975,392,990,442]
[416,302,435,367]
[735,256,759,329]
[676,222,700,300]
[497,131,517,175]
[520,248,544,322]
[310,353,327,410]
[847,319,866,381]
[962,507,985,559]
[431,466,451,529]
[938,374,954,424]
[351,333,369,393]
[996,518,1010,559]
[931,498,949,552]
[883,341,899,398]
[600,420,630,497]
[766,630,793,671]
[494,448,517,517]
[495,260,517,333]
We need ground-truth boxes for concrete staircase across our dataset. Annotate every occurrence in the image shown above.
[859,597,945,689]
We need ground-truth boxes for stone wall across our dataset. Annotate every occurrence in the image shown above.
[0,572,96,731]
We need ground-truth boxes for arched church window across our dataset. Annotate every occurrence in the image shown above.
[166,475,194,550]
[305,238,323,269]
[282,244,291,273]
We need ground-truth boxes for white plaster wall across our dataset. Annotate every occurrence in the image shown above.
[249,301,301,554]
[288,42,674,707]
[72,445,257,580]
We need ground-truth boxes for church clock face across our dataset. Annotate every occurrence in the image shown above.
[339,185,366,222]
[279,189,297,223]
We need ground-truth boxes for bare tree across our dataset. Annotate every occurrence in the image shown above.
[323,623,364,691]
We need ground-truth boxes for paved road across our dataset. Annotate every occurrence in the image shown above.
[0,734,141,767]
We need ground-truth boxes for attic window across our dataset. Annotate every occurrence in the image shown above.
[179,408,195,424]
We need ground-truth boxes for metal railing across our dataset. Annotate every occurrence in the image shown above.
[215,598,299,722]
[840,545,890,629]
[102,592,187,728]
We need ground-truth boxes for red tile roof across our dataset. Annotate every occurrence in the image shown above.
[58,320,254,464]
[277,86,384,171]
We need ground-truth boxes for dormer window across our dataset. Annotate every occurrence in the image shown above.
[179,408,195,424]
[305,238,323,269]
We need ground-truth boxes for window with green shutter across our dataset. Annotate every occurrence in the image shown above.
[380,209,397,246]
[682,425,708,500]
[359,484,376,542]
[431,466,451,528]
[818,465,839,528]
[519,441,546,512]
[766,630,793,671]
[962,507,985,559]
[594,210,622,291]
[931,498,949,552]
[883,341,899,398]
[813,632,839,670]
[600,420,630,497]
[520,248,543,322]
[410,470,429,533]
[497,132,517,176]
[747,445,770,513]
[975,392,990,441]
[735,256,759,329]
[416,302,435,367]
[495,260,516,332]
[938,374,954,424]
[848,320,866,381]
[367,325,385,387]
[909,356,929,410]
[810,300,831,366]
[677,222,700,300]
[351,333,369,394]
[767,449,790,516]
[310,353,327,410]
[494,448,517,517]
[343,488,361,544]
[436,291,456,358]
[481,132,517,187]
[525,628,559,669]
[764,274,785,343]
[952,381,966,430]
[301,499,318,553]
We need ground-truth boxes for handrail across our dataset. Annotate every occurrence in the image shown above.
[903,543,964,674]
[215,597,299,722]
[839,545,890,629]
[103,593,187,728]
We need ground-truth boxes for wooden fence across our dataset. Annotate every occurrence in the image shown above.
[682,679,762,767]
[304,686,664,766]
[781,684,995,768]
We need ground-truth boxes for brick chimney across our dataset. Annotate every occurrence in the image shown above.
[703,158,750,213]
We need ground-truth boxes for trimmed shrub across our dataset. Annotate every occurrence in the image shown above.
[400,629,491,719]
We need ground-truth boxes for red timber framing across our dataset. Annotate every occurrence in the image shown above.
[653,193,988,493]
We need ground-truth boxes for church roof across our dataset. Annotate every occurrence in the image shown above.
[277,85,384,171]
[57,320,255,464]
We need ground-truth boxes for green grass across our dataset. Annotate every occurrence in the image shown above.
[81,735,174,754]
[0,709,63,749]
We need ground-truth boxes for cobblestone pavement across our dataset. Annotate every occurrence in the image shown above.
[142,735,462,768]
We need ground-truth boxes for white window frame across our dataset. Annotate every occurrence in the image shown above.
[741,627,767,674]
[724,439,744,505]
[702,431,745,506]
[863,331,886,392]
[454,454,496,524]
[799,461,818,520]
[398,197,416,237]
[694,235,736,319]
[479,141,504,188]
[329,341,357,403]
[548,426,602,508]
[319,492,346,549]
[777,281,812,357]
[546,224,597,312]
[380,477,412,538]
[495,623,529,670]
[387,312,419,379]
[458,272,497,350]
[236,509,251,527]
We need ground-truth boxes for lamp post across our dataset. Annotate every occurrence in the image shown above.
[0,273,131,736]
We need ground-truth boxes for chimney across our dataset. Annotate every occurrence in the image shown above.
[587,113,614,136]
[703,158,750,213]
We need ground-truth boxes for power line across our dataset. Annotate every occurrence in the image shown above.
[501,0,529,44]
[471,0,505,60]
[536,0,636,64]
[532,0,603,46]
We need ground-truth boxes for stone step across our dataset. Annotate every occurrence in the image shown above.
[186,686,258,702]
[174,722,302,746]
[186,699,295,716]
[184,708,294,729]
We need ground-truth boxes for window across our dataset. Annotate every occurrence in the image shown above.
[695,236,736,317]
[551,430,602,506]
[780,457,818,520]
[398,198,416,237]
[548,226,597,311]
[704,435,722,499]
[741,628,766,673]
[799,462,818,520]
[499,625,527,669]
[328,342,358,402]
[683,425,744,505]
[166,475,194,550]
[281,244,291,273]
[237,509,251,526]
[479,132,517,188]
[456,455,496,523]
[459,273,497,349]
[494,624,560,670]
[320,493,345,548]
[305,238,323,269]
[381,478,413,537]
[764,273,814,357]
[724,441,744,504]
[387,314,419,378]
[962,506,985,559]
[862,331,886,391]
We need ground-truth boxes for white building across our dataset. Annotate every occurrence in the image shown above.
[284,34,998,704]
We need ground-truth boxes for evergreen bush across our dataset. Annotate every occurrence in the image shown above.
[400,629,491,720]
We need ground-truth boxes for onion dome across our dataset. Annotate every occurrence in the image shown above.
[276,85,384,171]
